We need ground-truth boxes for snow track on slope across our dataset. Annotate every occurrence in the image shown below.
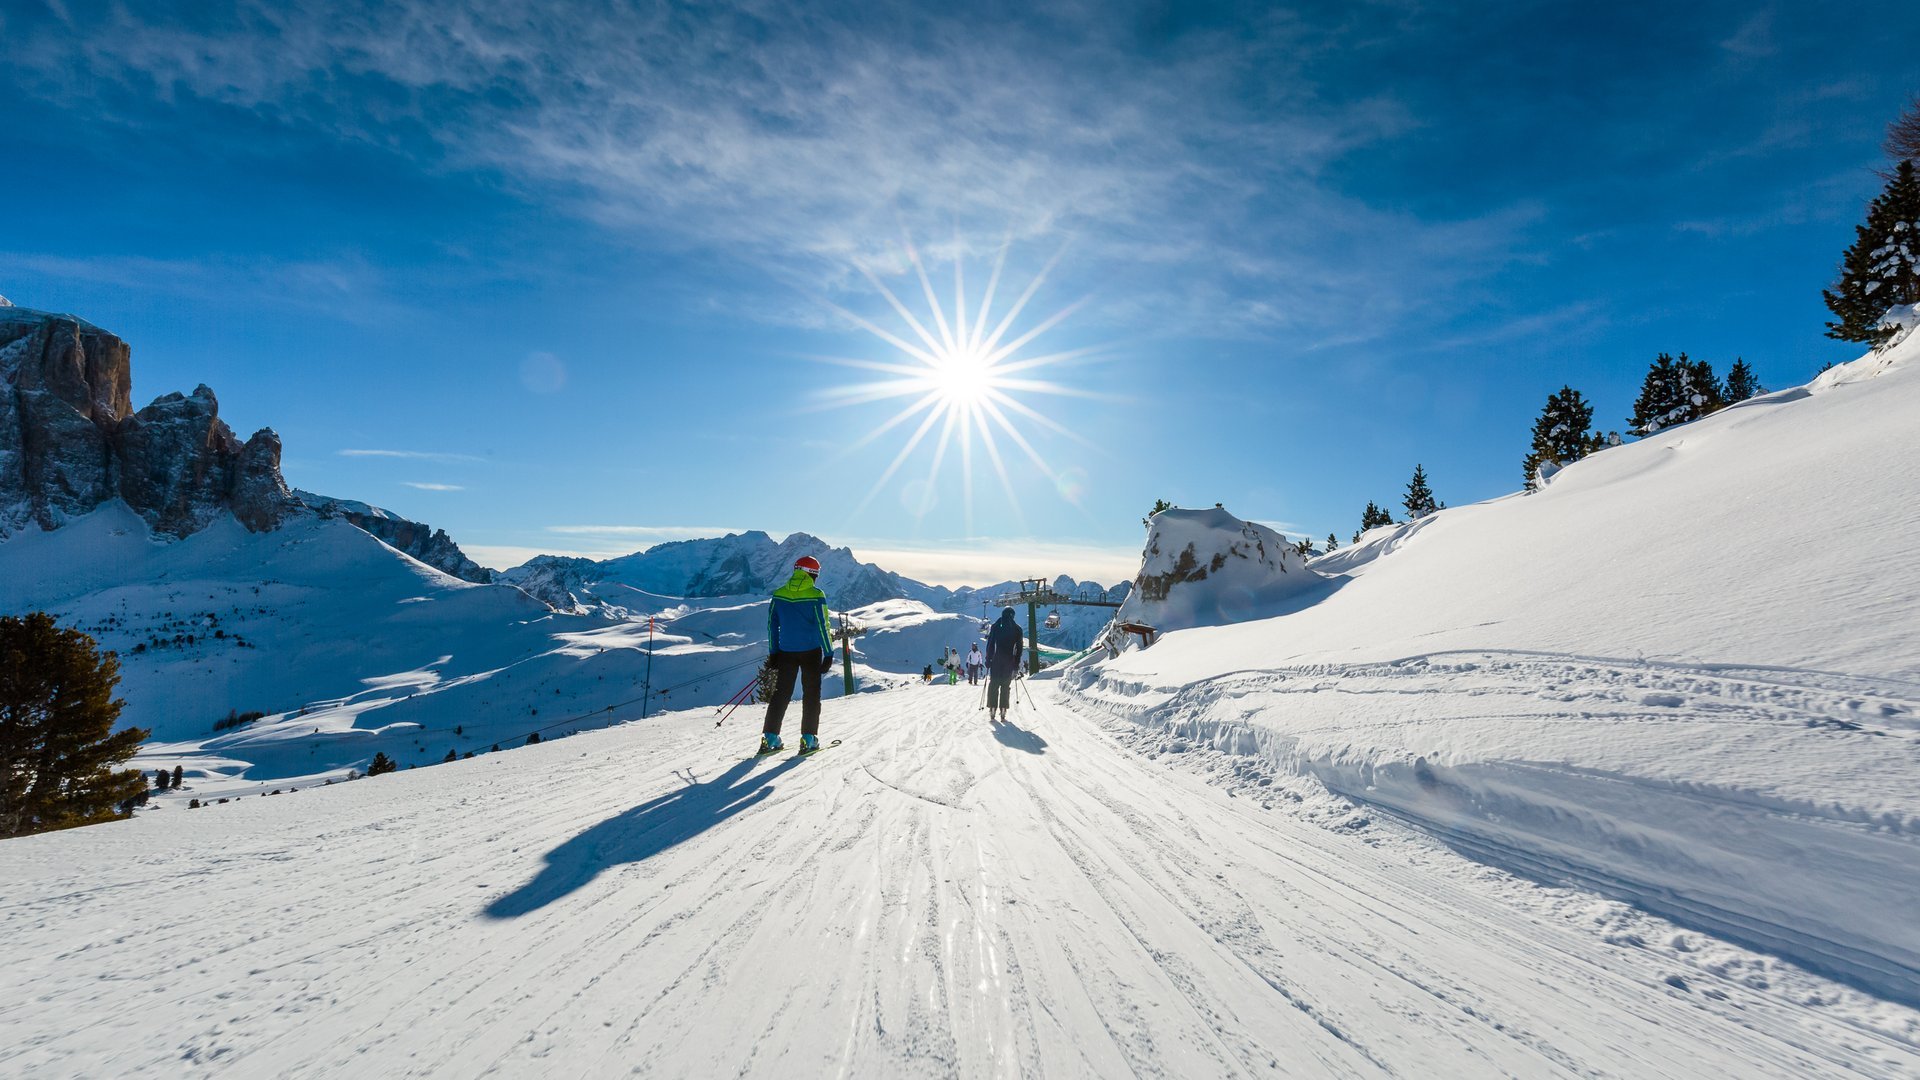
[4,684,1917,1077]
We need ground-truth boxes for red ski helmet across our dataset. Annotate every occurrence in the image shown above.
[794,555,822,575]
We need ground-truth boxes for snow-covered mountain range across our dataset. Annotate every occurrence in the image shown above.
[0,305,1138,792]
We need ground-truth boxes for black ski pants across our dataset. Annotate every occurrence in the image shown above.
[987,665,1016,712]
[763,649,824,737]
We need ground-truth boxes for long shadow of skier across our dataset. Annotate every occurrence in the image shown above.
[485,755,803,919]
[992,719,1048,755]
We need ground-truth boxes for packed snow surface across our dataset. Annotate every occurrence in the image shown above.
[1070,330,1920,1007]
[5,685,1917,1078]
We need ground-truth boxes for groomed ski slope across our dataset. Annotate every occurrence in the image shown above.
[5,681,1917,1078]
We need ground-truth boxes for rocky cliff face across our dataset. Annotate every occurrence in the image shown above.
[0,308,484,585]
[0,307,299,538]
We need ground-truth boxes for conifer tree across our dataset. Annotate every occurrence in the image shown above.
[1723,359,1763,402]
[0,614,148,837]
[154,768,168,791]
[1402,465,1444,519]
[1142,499,1174,528]
[1324,533,1338,553]
[443,749,457,763]
[1824,159,1920,346]
[367,751,397,776]
[1630,352,1723,436]
[1358,501,1394,535]
[1521,386,1595,492]
[1292,537,1317,558]
[526,732,541,746]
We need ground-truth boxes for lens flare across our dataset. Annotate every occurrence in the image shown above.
[811,237,1104,533]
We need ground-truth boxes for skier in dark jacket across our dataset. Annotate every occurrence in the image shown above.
[985,607,1023,722]
[760,555,835,755]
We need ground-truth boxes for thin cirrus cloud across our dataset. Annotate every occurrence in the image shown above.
[7,0,1538,342]
[402,482,465,492]
[546,525,752,541]
[338,449,484,464]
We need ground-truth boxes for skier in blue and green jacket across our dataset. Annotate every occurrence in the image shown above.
[759,555,836,754]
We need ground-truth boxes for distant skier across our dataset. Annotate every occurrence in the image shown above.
[759,556,834,755]
[985,607,1023,721]
[965,643,984,685]
[922,664,935,684]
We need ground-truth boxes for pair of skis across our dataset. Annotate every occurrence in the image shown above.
[754,739,841,758]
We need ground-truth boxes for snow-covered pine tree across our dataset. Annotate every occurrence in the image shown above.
[1402,465,1443,519]
[1824,159,1920,346]
[1723,358,1763,402]
[1521,385,1595,492]
[1630,352,1722,436]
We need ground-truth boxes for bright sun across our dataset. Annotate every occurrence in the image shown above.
[810,238,1099,531]
[926,344,994,406]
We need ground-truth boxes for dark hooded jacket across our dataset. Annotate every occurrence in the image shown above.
[986,610,1024,677]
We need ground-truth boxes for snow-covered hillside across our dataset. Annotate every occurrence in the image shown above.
[1065,327,1920,1007]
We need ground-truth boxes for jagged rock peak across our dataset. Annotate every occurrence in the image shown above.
[0,306,296,538]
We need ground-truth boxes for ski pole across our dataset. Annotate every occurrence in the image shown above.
[714,673,760,728]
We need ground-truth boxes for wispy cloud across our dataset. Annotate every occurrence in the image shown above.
[339,449,484,464]
[546,525,752,541]
[0,251,412,325]
[6,0,1534,344]
[402,481,464,491]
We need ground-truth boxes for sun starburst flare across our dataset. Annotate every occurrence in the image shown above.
[809,239,1105,534]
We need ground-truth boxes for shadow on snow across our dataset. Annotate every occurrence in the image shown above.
[993,718,1048,755]
[485,755,803,919]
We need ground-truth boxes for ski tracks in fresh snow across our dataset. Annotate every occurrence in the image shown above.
[3,683,1918,1077]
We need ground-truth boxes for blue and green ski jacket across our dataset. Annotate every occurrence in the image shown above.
[767,569,834,654]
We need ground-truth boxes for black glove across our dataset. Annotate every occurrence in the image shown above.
[818,650,836,674]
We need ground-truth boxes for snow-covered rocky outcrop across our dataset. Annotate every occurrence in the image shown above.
[0,306,488,582]
[1112,506,1323,635]
[294,490,491,584]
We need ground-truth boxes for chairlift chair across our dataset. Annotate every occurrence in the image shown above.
[1044,610,1061,630]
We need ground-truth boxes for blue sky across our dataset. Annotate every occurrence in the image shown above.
[6,0,1917,585]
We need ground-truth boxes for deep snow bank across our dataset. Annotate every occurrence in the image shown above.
[1071,333,1920,1005]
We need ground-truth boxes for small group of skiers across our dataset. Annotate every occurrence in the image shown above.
[756,556,1031,752]
[925,643,990,686]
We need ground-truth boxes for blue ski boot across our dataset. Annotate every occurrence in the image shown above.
[757,733,783,756]
[799,734,821,755]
